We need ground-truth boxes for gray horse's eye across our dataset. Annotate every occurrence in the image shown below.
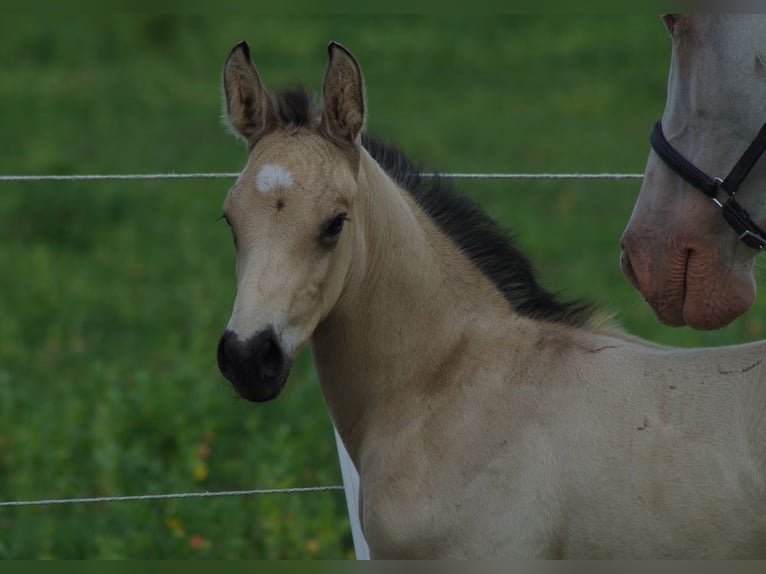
[662,14,683,34]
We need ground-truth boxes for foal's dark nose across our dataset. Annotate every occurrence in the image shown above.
[217,328,290,402]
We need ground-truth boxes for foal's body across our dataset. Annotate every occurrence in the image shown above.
[314,151,766,558]
[217,42,766,558]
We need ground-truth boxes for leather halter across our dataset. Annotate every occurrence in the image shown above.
[650,120,766,250]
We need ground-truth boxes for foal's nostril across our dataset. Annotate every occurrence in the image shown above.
[253,330,284,381]
[217,330,237,382]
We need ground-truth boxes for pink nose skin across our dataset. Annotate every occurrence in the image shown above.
[620,235,756,330]
[619,244,687,328]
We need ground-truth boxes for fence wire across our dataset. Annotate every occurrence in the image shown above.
[0,168,641,509]
[0,486,345,508]
[0,172,644,182]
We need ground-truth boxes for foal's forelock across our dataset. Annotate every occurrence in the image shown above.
[273,87,322,130]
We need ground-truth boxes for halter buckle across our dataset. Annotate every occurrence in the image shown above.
[651,120,766,251]
[737,229,766,250]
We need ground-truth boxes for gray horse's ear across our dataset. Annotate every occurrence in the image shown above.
[222,41,274,145]
[322,41,366,145]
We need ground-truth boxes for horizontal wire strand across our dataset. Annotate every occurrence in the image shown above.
[0,172,644,182]
[0,485,345,508]
[0,167,642,510]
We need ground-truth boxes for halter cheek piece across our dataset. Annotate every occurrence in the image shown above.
[650,120,766,250]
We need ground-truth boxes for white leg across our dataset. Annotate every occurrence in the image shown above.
[333,427,370,559]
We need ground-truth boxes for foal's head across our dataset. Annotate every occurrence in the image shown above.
[217,41,366,402]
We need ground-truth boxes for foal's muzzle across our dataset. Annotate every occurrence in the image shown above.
[217,328,291,402]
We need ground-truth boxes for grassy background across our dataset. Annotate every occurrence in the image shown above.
[2,15,766,559]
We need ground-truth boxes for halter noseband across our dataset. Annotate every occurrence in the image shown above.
[650,120,766,250]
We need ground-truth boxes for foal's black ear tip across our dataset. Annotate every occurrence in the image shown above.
[327,41,351,58]
[230,40,251,59]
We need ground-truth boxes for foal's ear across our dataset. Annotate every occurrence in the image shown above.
[222,41,274,145]
[322,42,366,145]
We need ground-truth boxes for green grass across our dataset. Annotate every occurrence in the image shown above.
[2,15,766,559]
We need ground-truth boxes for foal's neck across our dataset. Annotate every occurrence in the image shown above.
[310,151,512,464]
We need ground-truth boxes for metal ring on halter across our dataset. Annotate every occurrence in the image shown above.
[710,177,726,208]
[740,229,759,241]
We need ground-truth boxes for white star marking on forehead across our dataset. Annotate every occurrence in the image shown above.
[255,164,294,194]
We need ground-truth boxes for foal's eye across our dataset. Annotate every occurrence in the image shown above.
[219,213,237,248]
[321,213,348,244]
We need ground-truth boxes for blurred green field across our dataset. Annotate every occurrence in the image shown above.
[2,15,766,559]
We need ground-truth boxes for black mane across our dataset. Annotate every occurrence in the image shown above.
[272,88,596,327]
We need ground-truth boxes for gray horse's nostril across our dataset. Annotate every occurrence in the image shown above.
[620,249,640,292]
